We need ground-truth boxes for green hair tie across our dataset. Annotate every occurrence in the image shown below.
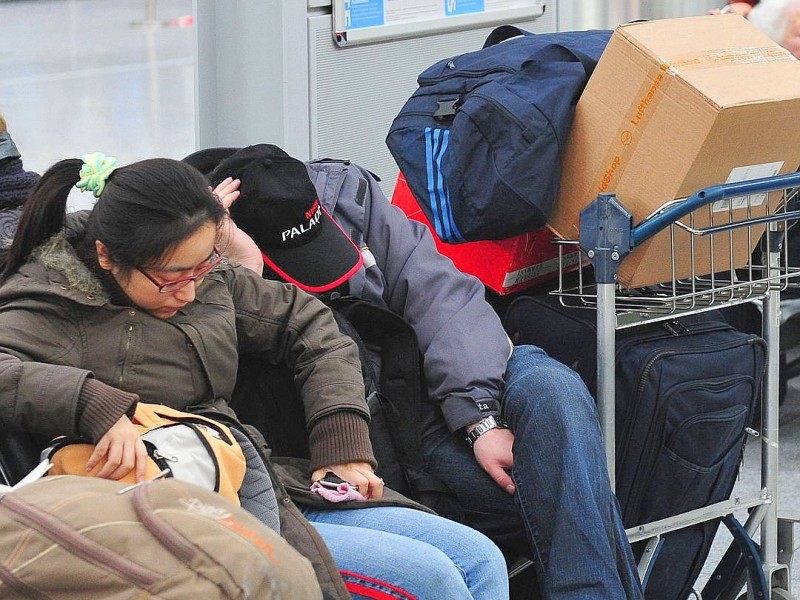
[76,152,118,197]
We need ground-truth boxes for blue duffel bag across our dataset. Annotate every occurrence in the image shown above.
[386,25,612,243]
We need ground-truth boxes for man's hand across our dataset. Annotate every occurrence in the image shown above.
[311,462,385,499]
[86,415,148,482]
[471,426,516,495]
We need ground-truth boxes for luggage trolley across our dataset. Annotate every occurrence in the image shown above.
[552,171,800,600]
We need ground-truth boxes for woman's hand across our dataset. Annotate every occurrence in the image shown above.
[213,178,265,276]
[311,462,385,499]
[85,415,148,482]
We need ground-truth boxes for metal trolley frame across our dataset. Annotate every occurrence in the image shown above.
[552,172,800,600]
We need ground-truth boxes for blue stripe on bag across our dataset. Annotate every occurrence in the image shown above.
[424,128,445,238]
[434,132,465,243]
[425,127,464,243]
[427,128,449,240]
[387,28,612,241]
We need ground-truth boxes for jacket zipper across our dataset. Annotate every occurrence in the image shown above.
[418,65,515,85]
[119,323,134,387]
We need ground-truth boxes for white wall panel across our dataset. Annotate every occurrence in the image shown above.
[195,0,557,196]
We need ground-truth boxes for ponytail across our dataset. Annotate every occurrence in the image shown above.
[1,156,223,284]
[0,159,83,283]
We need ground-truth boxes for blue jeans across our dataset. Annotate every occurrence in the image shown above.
[421,345,643,600]
[302,505,509,600]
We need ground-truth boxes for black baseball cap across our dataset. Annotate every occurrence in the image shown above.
[184,144,363,292]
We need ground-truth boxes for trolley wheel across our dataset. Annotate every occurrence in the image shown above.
[735,588,797,600]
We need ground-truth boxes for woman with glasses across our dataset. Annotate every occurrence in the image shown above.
[0,154,508,600]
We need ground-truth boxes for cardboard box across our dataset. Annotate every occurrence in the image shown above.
[391,174,583,294]
[548,15,800,288]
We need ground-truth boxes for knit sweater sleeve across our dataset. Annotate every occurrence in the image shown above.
[77,377,139,442]
[307,411,376,472]
[230,268,376,470]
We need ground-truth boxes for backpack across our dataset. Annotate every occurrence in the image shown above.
[43,403,247,505]
[230,295,463,522]
[0,473,322,600]
[386,25,611,242]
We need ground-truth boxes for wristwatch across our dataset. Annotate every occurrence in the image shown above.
[465,416,507,447]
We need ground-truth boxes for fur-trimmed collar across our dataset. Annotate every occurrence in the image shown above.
[31,231,109,302]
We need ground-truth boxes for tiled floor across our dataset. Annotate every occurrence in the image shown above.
[1,0,798,596]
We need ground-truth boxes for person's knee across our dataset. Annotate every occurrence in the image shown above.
[471,531,510,584]
[421,529,506,594]
[321,521,483,598]
[503,345,597,424]
[506,345,586,389]
[446,530,509,599]
[398,543,479,595]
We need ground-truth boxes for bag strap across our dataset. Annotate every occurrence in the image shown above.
[482,24,530,48]
[483,26,606,77]
[133,403,237,441]
[323,296,464,520]
[326,303,380,400]
[324,296,426,467]
[0,430,44,487]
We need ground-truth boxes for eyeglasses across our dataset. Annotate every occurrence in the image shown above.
[137,246,224,293]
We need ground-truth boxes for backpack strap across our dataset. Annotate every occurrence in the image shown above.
[483,24,530,48]
[324,295,463,521]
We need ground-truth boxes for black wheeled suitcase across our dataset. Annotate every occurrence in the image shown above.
[502,294,766,600]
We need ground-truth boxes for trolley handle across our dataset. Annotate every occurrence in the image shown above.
[630,172,800,247]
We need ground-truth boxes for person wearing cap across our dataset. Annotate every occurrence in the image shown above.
[0,116,39,254]
[0,150,510,600]
[186,144,644,600]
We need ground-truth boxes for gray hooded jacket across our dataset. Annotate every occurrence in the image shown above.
[305,160,512,433]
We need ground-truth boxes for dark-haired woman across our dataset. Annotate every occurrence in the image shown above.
[0,153,508,600]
